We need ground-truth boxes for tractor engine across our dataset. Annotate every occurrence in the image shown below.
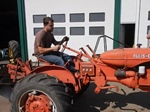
[100,48,150,68]
[99,47,150,90]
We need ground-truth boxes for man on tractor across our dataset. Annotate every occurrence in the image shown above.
[34,17,77,72]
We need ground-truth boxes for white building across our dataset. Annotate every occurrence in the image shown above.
[0,0,150,61]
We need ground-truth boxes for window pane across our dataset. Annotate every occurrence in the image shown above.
[51,14,65,22]
[53,27,66,35]
[89,27,105,35]
[70,13,84,22]
[70,27,84,35]
[148,11,150,20]
[33,15,47,23]
[89,13,105,22]
[34,28,43,35]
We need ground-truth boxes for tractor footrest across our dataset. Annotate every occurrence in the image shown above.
[94,85,119,94]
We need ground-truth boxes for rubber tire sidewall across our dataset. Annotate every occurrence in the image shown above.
[12,85,64,112]
[8,40,21,64]
[10,74,73,112]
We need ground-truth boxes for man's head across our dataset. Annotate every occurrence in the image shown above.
[43,17,54,32]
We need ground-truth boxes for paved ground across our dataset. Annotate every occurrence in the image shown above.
[74,82,150,112]
[0,85,11,112]
[0,82,150,112]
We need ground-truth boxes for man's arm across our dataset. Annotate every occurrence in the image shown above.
[35,31,60,54]
[38,45,60,54]
[52,37,61,45]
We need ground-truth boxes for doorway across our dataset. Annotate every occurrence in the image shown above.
[120,24,135,48]
[0,0,20,48]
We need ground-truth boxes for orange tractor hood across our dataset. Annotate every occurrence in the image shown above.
[100,48,150,68]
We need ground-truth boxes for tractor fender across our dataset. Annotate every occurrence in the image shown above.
[29,65,77,85]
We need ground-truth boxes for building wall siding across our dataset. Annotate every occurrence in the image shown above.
[24,0,115,60]
[24,0,150,61]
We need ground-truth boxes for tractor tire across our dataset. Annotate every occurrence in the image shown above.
[10,73,74,112]
[8,40,21,64]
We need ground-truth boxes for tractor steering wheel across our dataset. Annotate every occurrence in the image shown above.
[60,36,69,53]
[61,40,68,53]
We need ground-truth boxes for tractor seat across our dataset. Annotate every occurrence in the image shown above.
[32,53,51,66]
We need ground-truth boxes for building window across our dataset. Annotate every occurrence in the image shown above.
[89,13,105,22]
[53,27,66,35]
[89,26,105,35]
[148,11,150,20]
[33,15,47,23]
[70,27,84,35]
[34,28,43,35]
[51,14,65,22]
[70,13,84,22]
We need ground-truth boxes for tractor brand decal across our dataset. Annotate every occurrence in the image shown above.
[133,54,150,58]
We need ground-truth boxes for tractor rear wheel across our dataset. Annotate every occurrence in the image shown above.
[10,73,73,112]
[8,40,21,64]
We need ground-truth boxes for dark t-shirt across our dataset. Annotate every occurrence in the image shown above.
[34,29,59,55]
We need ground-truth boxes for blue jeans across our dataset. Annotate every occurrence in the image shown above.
[39,51,76,72]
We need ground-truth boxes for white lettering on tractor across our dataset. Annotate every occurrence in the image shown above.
[133,54,150,58]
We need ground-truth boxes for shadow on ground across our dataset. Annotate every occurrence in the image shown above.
[0,83,150,112]
[74,83,150,112]
[0,85,12,98]
[0,85,12,112]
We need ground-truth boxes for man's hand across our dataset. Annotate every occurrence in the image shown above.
[53,45,61,51]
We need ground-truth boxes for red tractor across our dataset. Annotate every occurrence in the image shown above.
[7,35,150,112]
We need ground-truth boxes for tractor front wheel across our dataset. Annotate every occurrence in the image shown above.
[10,73,73,112]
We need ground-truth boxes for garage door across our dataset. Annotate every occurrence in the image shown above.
[24,0,115,60]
